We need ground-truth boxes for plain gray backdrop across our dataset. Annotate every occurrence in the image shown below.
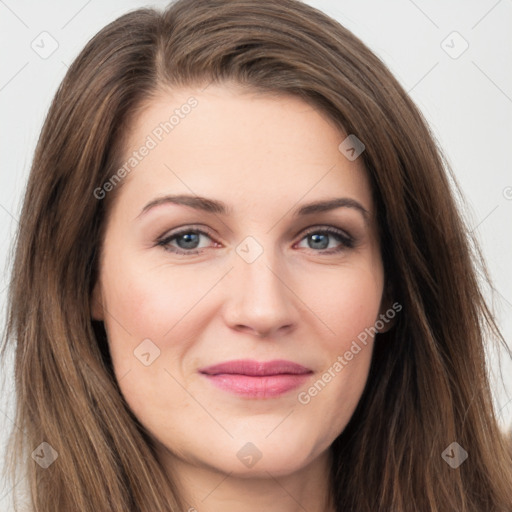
[1,0,511,509]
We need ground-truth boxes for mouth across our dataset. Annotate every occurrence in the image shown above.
[198,359,313,399]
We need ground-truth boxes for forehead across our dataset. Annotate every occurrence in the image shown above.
[113,84,373,218]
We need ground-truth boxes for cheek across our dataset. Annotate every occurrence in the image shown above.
[98,257,213,422]
[300,261,383,345]
[100,253,222,348]
[293,261,382,429]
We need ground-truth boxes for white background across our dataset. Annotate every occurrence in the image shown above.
[1,0,511,509]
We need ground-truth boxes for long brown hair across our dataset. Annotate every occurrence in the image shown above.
[2,0,511,510]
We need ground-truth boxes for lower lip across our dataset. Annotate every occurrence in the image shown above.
[201,373,311,398]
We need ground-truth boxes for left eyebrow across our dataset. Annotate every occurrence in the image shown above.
[293,197,370,224]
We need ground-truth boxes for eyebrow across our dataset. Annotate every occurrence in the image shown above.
[137,194,370,222]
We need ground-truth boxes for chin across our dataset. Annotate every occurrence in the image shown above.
[212,453,314,479]
[208,436,323,478]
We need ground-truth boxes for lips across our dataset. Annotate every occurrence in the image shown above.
[198,359,313,399]
[198,359,312,376]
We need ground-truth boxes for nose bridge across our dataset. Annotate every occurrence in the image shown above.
[225,234,297,336]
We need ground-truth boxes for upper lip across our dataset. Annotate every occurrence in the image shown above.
[198,359,312,376]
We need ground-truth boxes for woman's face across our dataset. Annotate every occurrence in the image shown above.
[93,83,388,478]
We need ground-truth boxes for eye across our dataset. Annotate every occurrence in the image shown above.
[295,226,354,254]
[156,227,217,255]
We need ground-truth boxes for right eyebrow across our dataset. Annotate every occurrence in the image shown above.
[137,194,232,219]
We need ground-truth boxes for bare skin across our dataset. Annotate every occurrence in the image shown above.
[92,82,390,512]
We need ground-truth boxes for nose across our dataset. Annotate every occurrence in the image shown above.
[223,248,299,338]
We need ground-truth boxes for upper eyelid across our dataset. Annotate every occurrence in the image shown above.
[158,225,215,242]
[300,225,351,237]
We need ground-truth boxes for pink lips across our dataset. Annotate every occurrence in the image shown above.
[198,359,313,399]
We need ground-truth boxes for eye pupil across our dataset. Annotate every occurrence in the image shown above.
[177,232,200,249]
[309,233,329,250]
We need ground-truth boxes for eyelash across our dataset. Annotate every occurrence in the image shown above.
[156,225,355,256]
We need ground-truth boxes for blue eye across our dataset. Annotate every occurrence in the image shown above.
[157,229,213,254]
[157,226,354,255]
[296,227,354,253]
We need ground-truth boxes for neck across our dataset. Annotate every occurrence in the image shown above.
[160,447,336,512]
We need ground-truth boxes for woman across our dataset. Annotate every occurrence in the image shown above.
[3,0,511,510]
